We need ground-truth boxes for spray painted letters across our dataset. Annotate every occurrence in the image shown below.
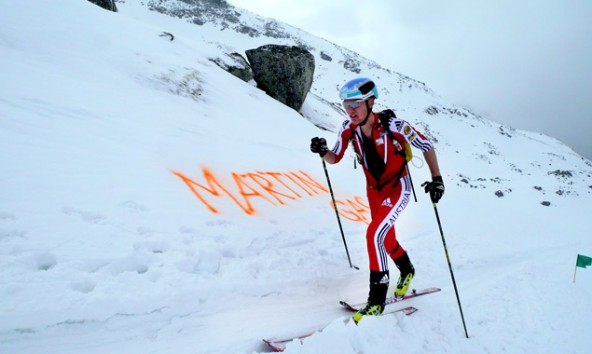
[172,167,370,224]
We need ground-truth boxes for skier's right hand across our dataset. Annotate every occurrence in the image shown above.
[422,176,445,203]
[310,137,329,157]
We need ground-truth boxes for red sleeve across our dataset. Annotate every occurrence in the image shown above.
[391,118,433,153]
[330,120,354,163]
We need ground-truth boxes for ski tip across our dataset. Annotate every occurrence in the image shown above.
[262,339,286,352]
[339,300,357,311]
[402,306,419,316]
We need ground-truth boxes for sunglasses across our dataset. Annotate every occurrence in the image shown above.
[343,100,364,109]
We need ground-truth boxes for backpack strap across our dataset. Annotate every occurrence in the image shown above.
[377,109,412,162]
[377,109,398,147]
[347,123,362,168]
[376,110,418,199]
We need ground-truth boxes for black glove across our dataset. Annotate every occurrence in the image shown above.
[310,137,329,157]
[422,176,444,203]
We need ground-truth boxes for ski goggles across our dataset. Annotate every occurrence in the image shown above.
[342,99,365,109]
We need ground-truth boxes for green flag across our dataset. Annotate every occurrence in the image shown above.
[576,254,592,268]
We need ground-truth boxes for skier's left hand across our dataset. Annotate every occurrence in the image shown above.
[422,176,444,203]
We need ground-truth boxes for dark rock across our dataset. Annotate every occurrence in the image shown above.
[320,51,332,61]
[210,52,254,83]
[425,106,439,115]
[245,44,315,111]
[548,170,573,178]
[343,57,361,73]
[147,0,255,35]
[159,32,175,41]
[87,0,118,12]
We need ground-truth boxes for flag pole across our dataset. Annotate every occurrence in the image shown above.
[574,254,592,283]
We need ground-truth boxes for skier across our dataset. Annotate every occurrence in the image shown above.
[310,78,444,323]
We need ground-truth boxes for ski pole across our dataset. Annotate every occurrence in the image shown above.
[428,199,469,338]
[405,164,417,202]
[321,159,359,270]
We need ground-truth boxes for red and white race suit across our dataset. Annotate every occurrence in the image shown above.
[330,112,434,272]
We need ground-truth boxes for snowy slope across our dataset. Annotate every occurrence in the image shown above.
[1,1,591,353]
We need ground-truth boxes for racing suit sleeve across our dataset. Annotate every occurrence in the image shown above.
[329,120,354,164]
[391,118,433,153]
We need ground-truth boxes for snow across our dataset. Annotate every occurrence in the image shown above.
[1,1,591,353]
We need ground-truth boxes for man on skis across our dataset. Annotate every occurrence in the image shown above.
[310,78,445,323]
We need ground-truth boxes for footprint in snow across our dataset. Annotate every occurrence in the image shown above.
[0,228,27,241]
[34,252,57,271]
[0,213,27,241]
[0,212,17,221]
[120,201,149,213]
[134,240,169,254]
[70,279,96,294]
[62,207,106,224]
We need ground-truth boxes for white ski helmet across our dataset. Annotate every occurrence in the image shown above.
[339,78,379,100]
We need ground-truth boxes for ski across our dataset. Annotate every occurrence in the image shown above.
[262,306,417,352]
[340,287,441,312]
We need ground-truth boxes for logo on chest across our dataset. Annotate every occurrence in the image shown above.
[376,133,386,146]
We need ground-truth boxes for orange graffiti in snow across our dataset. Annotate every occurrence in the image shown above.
[171,167,370,224]
[334,196,372,224]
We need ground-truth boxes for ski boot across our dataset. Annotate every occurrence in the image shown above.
[353,303,384,324]
[353,270,389,324]
[394,252,415,299]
